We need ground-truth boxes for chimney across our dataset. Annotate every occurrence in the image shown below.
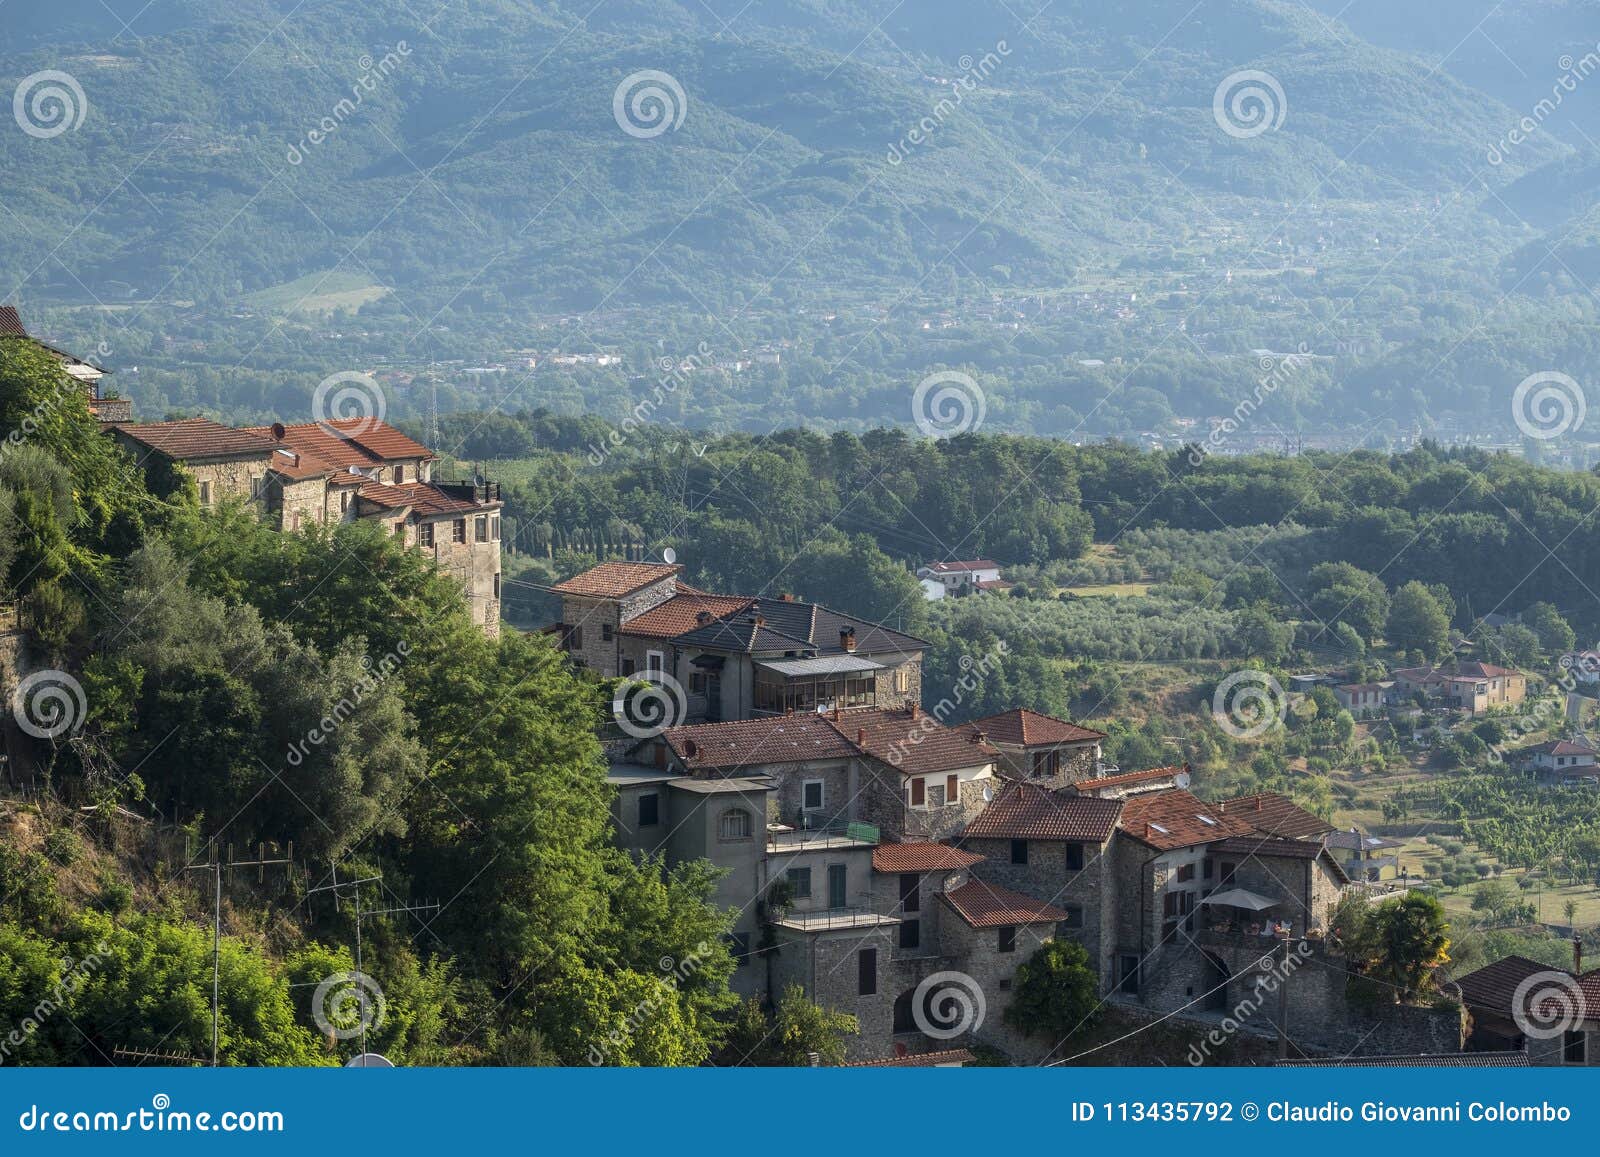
[831,706,841,721]
[856,727,866,747]
[1254,796,1262,811]
[971,730,986,745]
[754,615,766,627]
[909,703,920,720]
[695,611,712,625]
[840,627,857,652]
[779,592,794,602]
[684,739,698,760]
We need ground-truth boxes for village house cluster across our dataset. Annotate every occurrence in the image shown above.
[556,562,1599,1066]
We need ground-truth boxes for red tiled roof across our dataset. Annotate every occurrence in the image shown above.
[0,305,25,337]
[552,562,680,599]
[358,481,496,518]
[244,420,433,472]
[844,1048,975,1067]
[662,715,861,772]
[964,707,1105,747]
[942,880,1066,928]
[1118,788,1254,850]
[1074,764,1189,792]
[115,418,276,461]
[828,706,998,776]
[1218,792,1334,840]
[962,781,1122,842]
[1528,740,1597,757]
[619,592,756,638]
[1394,661,1521,681]
[872,843,985,873]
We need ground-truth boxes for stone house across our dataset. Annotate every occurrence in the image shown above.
[551,561,924,723]
[954,707,1105,787]
[1334,682,1392,717]
[958,780,1122,980]
[111,416,503,635]
[1070,763,1191,799]
[0,304,129,422]
[1391,660,1527,715]
[1325,827,1405,882]
[1453,953,1599,1065]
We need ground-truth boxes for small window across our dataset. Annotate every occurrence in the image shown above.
[419,523,434,547]
[785,867,811,898]
[493,572,501,600]
[394,464,405,484]
[601,623,614,642]
[1220,861,1237,886]
[1203,858,1214,880]
[620,657,636,676]
[394,520,406,537]
[718,808,752,841]
[638,793,659,828]
[803,780,824,810]
[946,773,959,804]
[568,626,583,651]
[1060,904,1084,930]
[340,491,350,512]
[910,778,925,807]
[1011,839,1029,865]
[1564,1030,1587,1065]
[1177,863,1195,883]
[998,978,1012,992]
[475,515,488,543]
[899,918,921,951]
[858,948,877,996]
[1065,843,1084,871]
[199,480,212,506]
[899,872,920,913]
[491,515,500,539]
[451,518,466,543]
[997,926,1016,953]
[646,650,664,674]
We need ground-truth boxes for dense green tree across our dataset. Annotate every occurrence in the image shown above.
[1003,940,1100,1043]
[1387,580,1451,660]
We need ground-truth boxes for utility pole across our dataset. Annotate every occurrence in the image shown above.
[306,867,438,1058]
[1277,924,1292,1061]
[186,842,291,1067]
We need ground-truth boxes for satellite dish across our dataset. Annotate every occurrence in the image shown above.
[1175,770,1192,789]
[662,547,677,565]
[345,1053,395,1068]
[981,785,994,802]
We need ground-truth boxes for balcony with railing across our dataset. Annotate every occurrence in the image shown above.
[766,817,879,852]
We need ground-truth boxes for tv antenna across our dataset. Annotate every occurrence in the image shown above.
[306,865,439,1057]
[185,842,293,1066]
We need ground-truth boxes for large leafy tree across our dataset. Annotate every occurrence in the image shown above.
[1004,939,1100,1043]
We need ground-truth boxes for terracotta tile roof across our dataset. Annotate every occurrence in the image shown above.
[962,781,1122,842]
[357,481,491,518]
[1527,739,1597,757]
[844,1048,975,1067]
[0,305,25,337]
[115,418,276,461]
[1118,788,1254,850]
[661,715,861,771]
[942,879,1066,928]
[243,419,433,472]
[1217,792,1334,840]
[964,708,1105,747]
[871,843,985,873]
[828,706,998,776]
[1394,660,1521,682]
[1073,764,1190,793]
[552,562,680,599]
[1208,834,1330,860]
[619,592,756,638]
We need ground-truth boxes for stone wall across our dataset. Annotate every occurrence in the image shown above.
[965,834,1112,981]
[873,653,922,711]
[425,521,502,640]
[988,741,1099,788]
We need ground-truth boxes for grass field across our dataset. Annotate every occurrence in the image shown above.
[245,270,390,314]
